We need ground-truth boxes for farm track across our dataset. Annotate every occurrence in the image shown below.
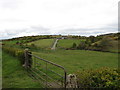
[51,39,59,50]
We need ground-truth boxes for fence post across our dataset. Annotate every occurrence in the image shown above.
[64,72,67,88]
[24,49,32,69]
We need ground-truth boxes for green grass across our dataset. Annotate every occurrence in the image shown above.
[0,47,2,89]
[33,49,118,74]
[2,52,42,88]
[57,39,85,48]
[2,38,119,88]
[107,40,119,53]
[3,40,22,45]
[27,39,54,49]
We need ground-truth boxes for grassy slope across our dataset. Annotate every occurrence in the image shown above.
[27,39,54,49]
[3,40,22,45]
[2,52,42,88]
[57,39,85,48]
[2,39,118,78]
[108,40,119,53]
[33,50,118,74]
[0,47,2,89]
[3,41,17,45]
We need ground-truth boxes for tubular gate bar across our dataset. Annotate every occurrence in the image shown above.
[26,52,67,88]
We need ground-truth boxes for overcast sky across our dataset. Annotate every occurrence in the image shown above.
[0,0,119,39]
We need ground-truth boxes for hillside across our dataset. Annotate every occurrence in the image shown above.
[2,32,119,88]
[2,52,42,88]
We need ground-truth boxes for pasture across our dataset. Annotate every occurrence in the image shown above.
[0,47,2,89]
[27,39,54,49]
[2,38,118,74]
[2,51,42,88]
[33,49,118,74]
[57,39,85,49]
[2,38,119,88]
[26,38,118,73]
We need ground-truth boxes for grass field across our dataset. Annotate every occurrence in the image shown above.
[2,38,118,74]
[2,52,42,88]
[3,40,17,45]
[0,47,2,89]
[2,38,119,88]
[33,49,118,74]
[3,40,26,45]
[27,39,54,49]
[107,40,119,53]
[57,39,85,49]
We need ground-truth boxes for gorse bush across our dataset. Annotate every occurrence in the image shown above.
[2,46,25,64]
[76,67,120,89]
[72,43,77,49]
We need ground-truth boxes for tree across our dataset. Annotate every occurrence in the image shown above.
[16,41,19,45]
[89,36,95,43]
[77,41,86,50]
[31,44,35,47]
[98,37,113,51]
[72,43,77,49]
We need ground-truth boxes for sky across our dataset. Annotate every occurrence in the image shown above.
[0,0,119,39]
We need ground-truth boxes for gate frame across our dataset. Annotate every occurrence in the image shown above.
[24,49,67,88]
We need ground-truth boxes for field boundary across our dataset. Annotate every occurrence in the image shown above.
[24,49,67,88]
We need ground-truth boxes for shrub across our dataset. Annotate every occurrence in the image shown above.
[71,43,77,49]
[31,43,35,47]
[2,46,25,64]
[77,41,87,50]
[97,37,113,51]
[29,43,38,50]
[76,67,120,89]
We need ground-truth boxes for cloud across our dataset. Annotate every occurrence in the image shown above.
[0,0,118,39]
[0,26,51,39]
[0,22,117,39]
[0,0,22,9]
[57,23,118,36]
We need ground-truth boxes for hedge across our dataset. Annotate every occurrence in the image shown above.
[76,67,120,89]
[2,46,25,64]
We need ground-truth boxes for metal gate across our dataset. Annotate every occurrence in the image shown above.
[24,50,67,88]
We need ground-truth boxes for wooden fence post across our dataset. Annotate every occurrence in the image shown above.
[24,49,32,69]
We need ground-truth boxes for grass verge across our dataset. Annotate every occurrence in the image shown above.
[2,51,42,88]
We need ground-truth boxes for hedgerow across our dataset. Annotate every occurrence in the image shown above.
[2,46,25,64]
[76,67,120,89]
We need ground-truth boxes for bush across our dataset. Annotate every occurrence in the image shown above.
[71,43,77,49]
[31,43,35,47]
[2,46,25,64]
[77,41,87,50]
[29,43,38,50]
[97,37,113,51]
[76,67,120,89]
